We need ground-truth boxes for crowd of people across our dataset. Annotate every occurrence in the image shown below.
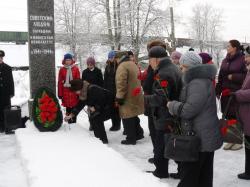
[0,38,250,186]
[60,39,250,186]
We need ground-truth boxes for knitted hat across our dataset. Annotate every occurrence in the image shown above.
[148,46,168,58]
[86,57,96,65]
[199,53,212,64]
[171,51,182,61]
[245,46,250,56]
[108,50,116,59]
[0,50,5,57]
[64,53,73,60]
[180,51,202,66]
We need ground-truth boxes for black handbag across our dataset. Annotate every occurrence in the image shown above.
[164,119,201,162]
[219,96,243,144]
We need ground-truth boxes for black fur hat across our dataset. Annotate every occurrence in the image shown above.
[0,50,5,57]
[148,46,168,58]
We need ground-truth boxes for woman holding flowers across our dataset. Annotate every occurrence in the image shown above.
[234,46,250,180]
[216,40,247,150]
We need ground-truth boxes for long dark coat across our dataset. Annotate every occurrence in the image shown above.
[104,61,118,95]
[216,51,247,118]
[0,63,14,109]
[0,62,14,127]
[144,57,182,130]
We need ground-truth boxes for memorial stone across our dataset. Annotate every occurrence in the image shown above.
[28,0,56,98]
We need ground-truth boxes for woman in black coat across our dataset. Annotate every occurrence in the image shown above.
[0,50,14,133]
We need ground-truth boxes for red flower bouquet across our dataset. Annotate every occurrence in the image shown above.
[220,118,243,144]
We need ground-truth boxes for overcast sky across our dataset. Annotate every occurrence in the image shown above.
[0,0,250,42]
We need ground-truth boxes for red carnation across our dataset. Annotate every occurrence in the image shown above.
[38,92,58,125]
[221,126,228,136]
[221,89,231,97]
[132,87,141,96]
[227,119,237,126]
[39,93,52,104]
[160,80,168,88]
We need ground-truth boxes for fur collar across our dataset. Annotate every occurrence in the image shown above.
[183,64,217,84]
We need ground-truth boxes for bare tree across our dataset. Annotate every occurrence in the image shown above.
[124,0,167,57]
[189,3,223,53]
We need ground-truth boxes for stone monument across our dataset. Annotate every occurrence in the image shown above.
[27,0,56,119]
[28,0,56,98]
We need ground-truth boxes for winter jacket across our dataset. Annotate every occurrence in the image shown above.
[235,71,250,136]
[144,57,182,130]
[216,51,247,118]
[72,81,113,120]
[58,65,80,108]
[0,62,14,110]
[82,67,104,87]
[115,57,144,119]
[104,62,117,95]
[168,64,223,152]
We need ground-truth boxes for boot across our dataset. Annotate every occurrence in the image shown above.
[121,139,136,145]
[152,170,169,179]
[238,173,250,180]
[109,125,121,131]
[136,133,144,141]
[230,143,243,151]
[169,172,181,179]
[89,123,93,131]
[148,157,154,164]
[223,143,234,150]
[238,136,250,180]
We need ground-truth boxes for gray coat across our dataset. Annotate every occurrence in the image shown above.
[235,71,250,136]
[168,64,223,152]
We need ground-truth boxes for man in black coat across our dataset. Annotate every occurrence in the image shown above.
[144,46,182,179]
[64,79,113,144]
[103,51,121,131]
[0,50,14,133]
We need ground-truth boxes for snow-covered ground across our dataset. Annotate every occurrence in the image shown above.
[0,134,28,187]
